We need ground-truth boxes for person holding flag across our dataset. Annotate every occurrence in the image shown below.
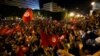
[22,8,34,24]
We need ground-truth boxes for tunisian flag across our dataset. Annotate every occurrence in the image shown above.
[1,27,9,35]
[15,24,22,32]
[40,30,50,47]
[49,34,59,47]
[22,9,33,23]
[5,29,14,36]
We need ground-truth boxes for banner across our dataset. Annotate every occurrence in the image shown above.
[40,30,50,47]
[49,34,59,47]
[22,9,33,23]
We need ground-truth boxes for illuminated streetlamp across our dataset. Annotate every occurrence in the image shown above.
[91,2,96,10]
[91,2,95,6]
[69,12,75,17]
[76,14,80,17]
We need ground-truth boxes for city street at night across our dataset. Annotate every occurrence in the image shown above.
[0,0,100,56]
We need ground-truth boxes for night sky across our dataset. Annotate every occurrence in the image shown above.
[40,0,93,13]
[0,0,94,14]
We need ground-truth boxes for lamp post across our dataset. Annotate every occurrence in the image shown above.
[69,12,75,17]
[91,2,96,10]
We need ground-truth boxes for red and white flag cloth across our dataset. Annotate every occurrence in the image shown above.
[22,9,33,23]
[49,34,59,47]
[40,30,50,47]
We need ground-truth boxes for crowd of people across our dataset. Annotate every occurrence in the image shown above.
[0,15,100,56]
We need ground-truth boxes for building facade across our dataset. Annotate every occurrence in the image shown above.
[42,2,63,12]
[90,2,100,15]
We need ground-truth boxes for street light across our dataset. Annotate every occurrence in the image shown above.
[76,14,80,17]
[91,2,95,6]
[91,2,96,12]
[69,12,75,17]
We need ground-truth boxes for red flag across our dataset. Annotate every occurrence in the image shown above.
[40,30,50,47]
[49,35,59,47]
[0,28,3,35]
[15,24,22,32]
[22,46,29,53]
[22,9,33,23]
[5,29,14,36]
[1,27,9,35]
[17,46,24,56]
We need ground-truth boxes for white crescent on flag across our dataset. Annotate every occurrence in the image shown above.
[24,12,30,17]
[52,37,56,43]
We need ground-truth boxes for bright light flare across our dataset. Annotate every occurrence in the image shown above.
[80,15,83,17]
[91,2,95,6]
[76,14,80,17]
[69,12,75,17]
